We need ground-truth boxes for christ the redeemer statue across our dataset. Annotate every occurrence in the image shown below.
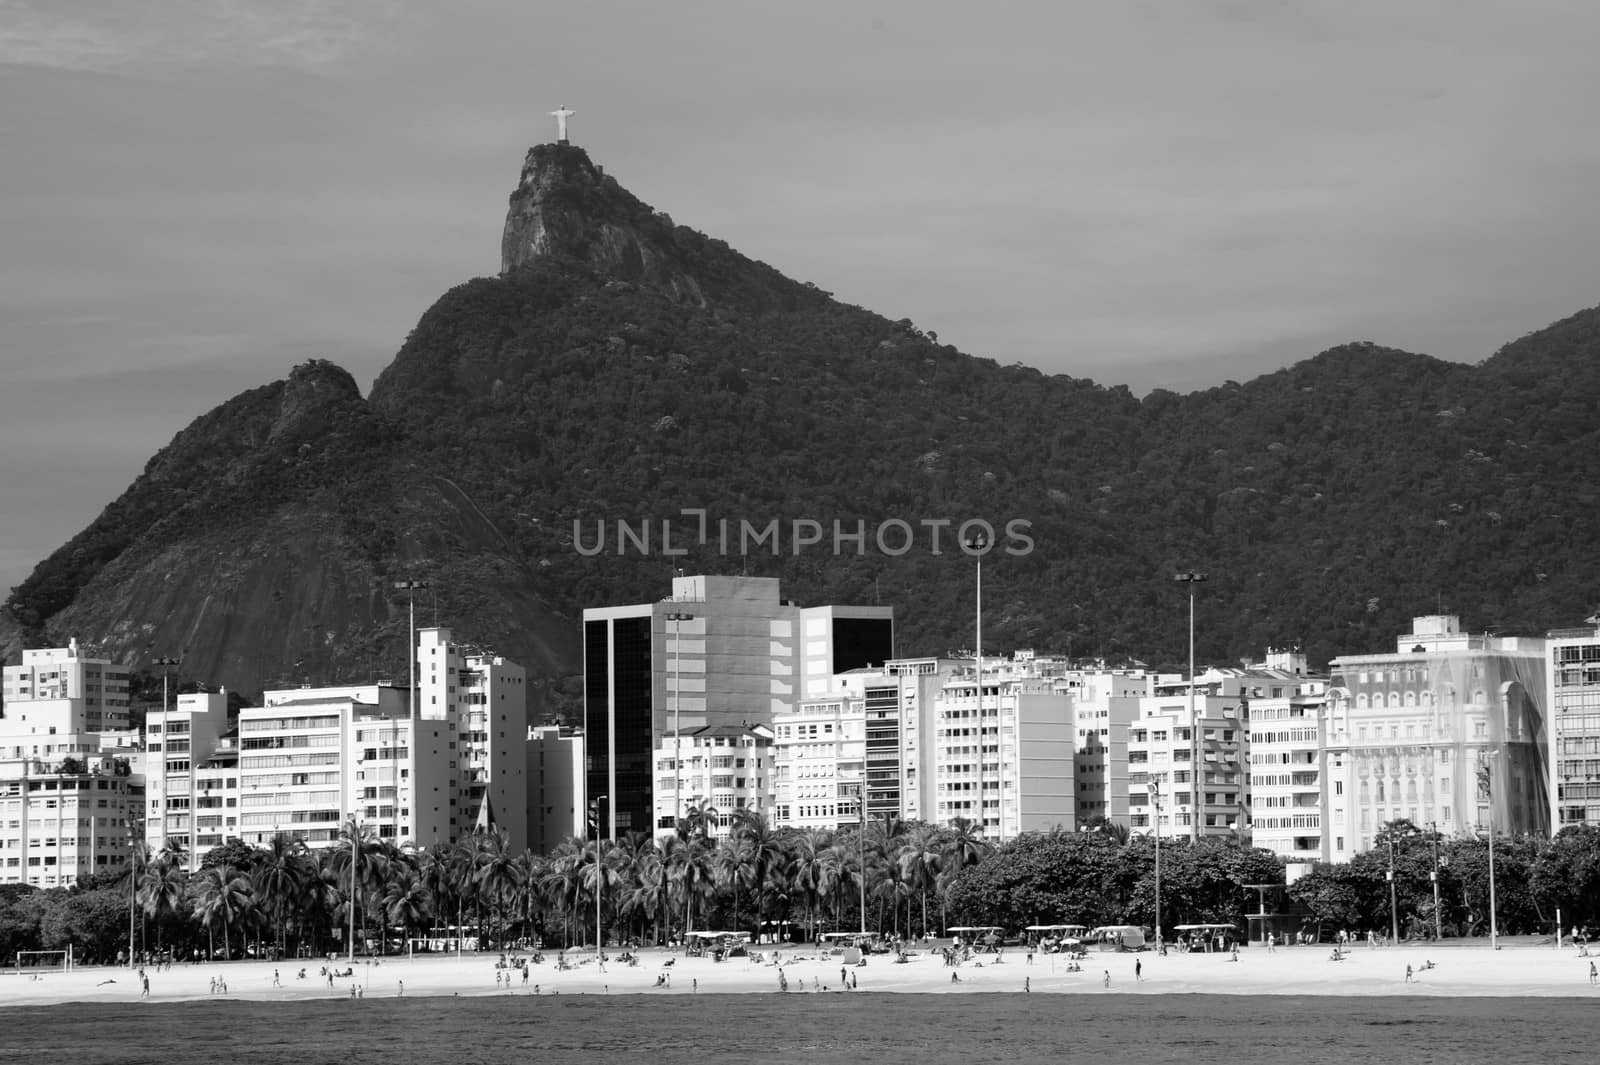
[550,106,575,142]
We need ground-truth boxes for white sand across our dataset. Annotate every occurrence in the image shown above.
[4,940,1598,1007]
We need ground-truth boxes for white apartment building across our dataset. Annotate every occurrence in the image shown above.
[146,690,231,868]
[1238,652,1330,867]
[1545,620,1600,833]
[416,628,529,848]
[1127,678,1250,841]
[654,723,774,839]
[932,666,1075,839]
[1326,615,1548,861]
[0,735,141,888]
[1062,669,1155,828]
[773,675,867,833]
[238,684,455,851]
[2,638,131,731]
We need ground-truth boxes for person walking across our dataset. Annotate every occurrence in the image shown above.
[1589,961,1597,986]
[1135,959,1142,982]
[1103,970,1111,989]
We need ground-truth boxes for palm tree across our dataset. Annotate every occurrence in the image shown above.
[330,820,389,954]
[189,864,254,960]
[899,823,944,937]
[713,833,757,932]
[137,855,186,954]
[252,831,310,959]
[472,828,523,949]
[541,839,586,948]
[731,811,788,940]
[383,863,432,952]
[579,838,622,948]
[936,818,993,932]
[786,828,832,942]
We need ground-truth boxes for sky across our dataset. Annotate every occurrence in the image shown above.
[4,0,1600,594]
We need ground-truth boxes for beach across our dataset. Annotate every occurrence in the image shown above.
[4,937,1598,1008]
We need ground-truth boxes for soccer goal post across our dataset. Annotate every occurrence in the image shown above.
[14,949,71,973]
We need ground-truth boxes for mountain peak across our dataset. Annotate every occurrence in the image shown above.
[499,142,701,297]
[497,144,824,314]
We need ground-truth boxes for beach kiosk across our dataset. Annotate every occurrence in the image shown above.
[1087,925,1147,951]
[1024,924,1088,954]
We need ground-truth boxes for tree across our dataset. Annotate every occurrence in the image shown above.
[252,832,310,959]
[188,865,253,960]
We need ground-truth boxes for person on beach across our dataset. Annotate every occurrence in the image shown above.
[1405,965,1414,983]
[141,972,150,999]
[398,981,405,996]
[1590,962,1597,986]
[1103,970,1110,988]
[1135,959,1142,982]
[1024,977,1030,993]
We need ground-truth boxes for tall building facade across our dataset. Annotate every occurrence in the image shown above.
[1127,675,1251,841]
[146,691,231,867]
[237,683,455,851]
[1325,615,1548,861]
[932,667,1075,838]
[1547,619,1600,833]
[583,575,892,840]
[1237,653,1330,866]
[653,724,774,839]
[2,638,131,731]
[416,628,528,848]
[528,725,583,854]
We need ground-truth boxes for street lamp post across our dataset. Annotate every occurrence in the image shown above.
[392,581,429,722]
[1173,573,1207,842]
[1429,822,1443,942]
[347,814,359,961]
[965,531,990,836]
[152,656,180,861]
[1480,752,1499,950]
[1386,831,1401,945]
[592,795,607,954]
[858,778,868,936]
[664,612,695,836]
[1149,780,1162,951]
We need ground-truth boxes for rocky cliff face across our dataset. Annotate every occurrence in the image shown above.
[499,143,826,315]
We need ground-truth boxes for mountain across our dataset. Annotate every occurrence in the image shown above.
[5,143,1600,715]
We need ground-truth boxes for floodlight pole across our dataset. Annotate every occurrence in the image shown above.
[965,532,990,836]
[1173,573,1207,842]
[664,613,695,837]
[393,581,429,723]
[1149,780,1162,950]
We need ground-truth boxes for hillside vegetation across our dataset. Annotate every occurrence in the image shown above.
[5,144,1598,713]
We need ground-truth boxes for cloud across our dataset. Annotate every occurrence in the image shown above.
[0,0,406,72]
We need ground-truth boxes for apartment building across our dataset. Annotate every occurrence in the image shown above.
[1325,615,1548,861]
[2,638,130,731]
[653,723,774,839]
[1546,619,1600,833]
[932,665,1075,838]
[583,574,892,839]
[1127,675,1250,841]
